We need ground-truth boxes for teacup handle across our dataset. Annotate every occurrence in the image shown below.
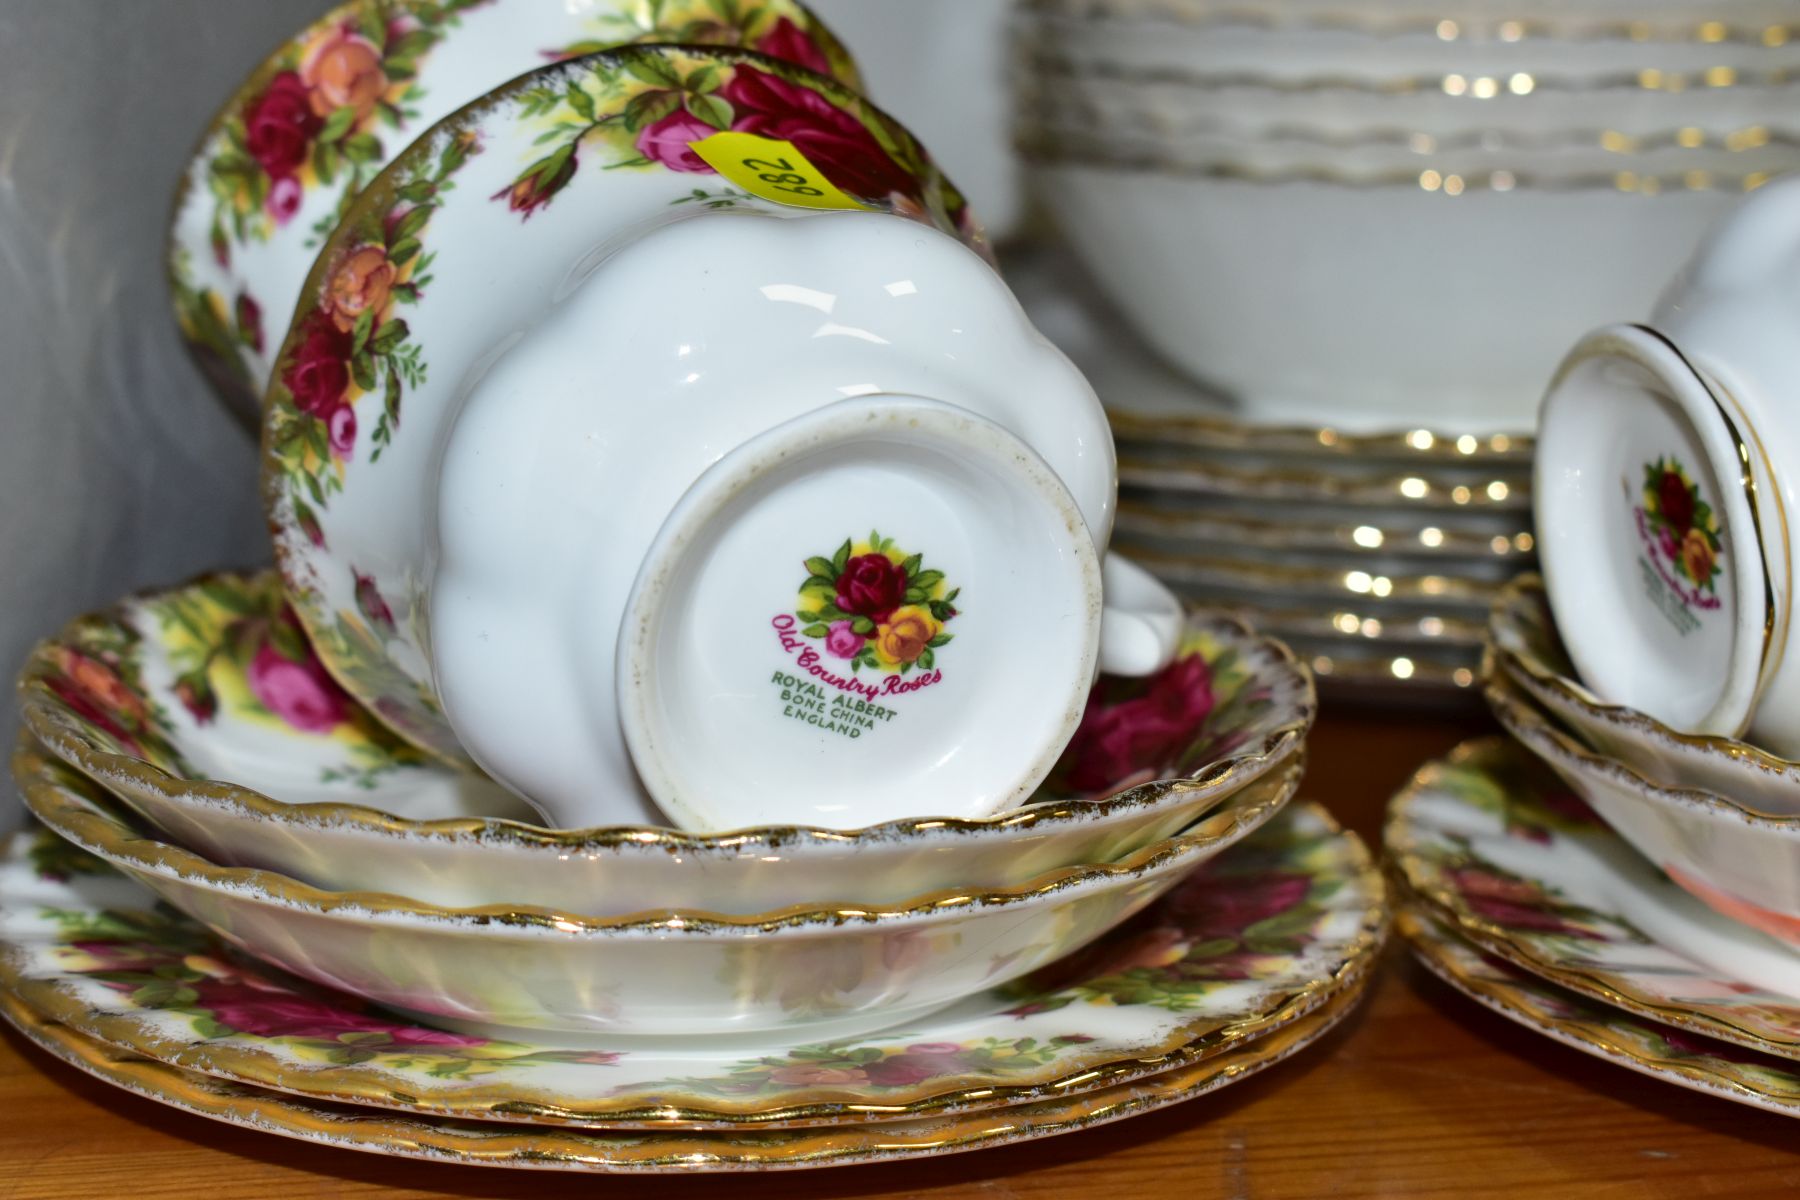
[1098,554,1183,677]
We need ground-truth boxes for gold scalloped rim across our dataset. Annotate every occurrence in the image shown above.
[1106,407,1533,463]
[1130,545,1507,609]
[1491,575,1800,781]
[1386,737,1800,1055]
[0,976,1369,1168]
[17,571,1313,852]
[1119,452,1532,509]
[0,806,1387,1126]
[1117,499,1537,560]
[1399,906,1800,1110]
[1017,0,1798,47]
[1485,673,1800,829]
[12,737,1306,932]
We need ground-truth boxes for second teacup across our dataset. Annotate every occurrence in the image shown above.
[1535,175,1800,753]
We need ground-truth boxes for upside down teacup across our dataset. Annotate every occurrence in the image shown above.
[1535,173,1800,755]
[263,47,1180,831]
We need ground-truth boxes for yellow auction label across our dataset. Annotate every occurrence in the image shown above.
[687,131,874,211]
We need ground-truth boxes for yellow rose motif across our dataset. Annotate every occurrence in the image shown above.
[1681,527,1717,588]
[875,605,939,666]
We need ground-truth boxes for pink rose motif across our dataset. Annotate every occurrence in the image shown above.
[1060,653,1216,794]
[247,640,348,733]
[326,403,357,456]
[266,175,304,224]
[755,16,832,77]
[635,108,722,173]
[906,1042,965,1055]
[824,619,863,659]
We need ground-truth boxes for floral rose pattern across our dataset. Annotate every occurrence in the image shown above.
[7,799,1370,1109]
[494,49,971,234]
[1415,912,1800,1108]
[791,532,958,674]
[1633,455,1723,620]
[170,0,863,396]
[21,573,427,793]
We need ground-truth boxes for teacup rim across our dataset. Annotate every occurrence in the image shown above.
[12,735,1303,934]
[1488,573,1800,782]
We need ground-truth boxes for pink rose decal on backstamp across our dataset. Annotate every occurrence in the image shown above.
[824,620,863,659]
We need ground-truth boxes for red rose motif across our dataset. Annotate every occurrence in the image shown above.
[496,146,578,217]
[755,16,833,77]
[192,977,484,1045]
[235,293,264,353]
[247,640,348,733]
[1448,867,1600,938]
[1061,653,1216,794]
[1165,870,1311,941]
[636,109,723,173]
[721,68,916,203]
[861,1049,971,1087]
[354,570,395,633]
[1658,470,1695,533]
[244,71,322,179]
[282,315,352,416]
[834,553,907,622]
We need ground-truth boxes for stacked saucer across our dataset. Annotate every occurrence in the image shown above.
[9,0,1389,1170]
[1386,734,1800,1116]
[7,571,1387,1170]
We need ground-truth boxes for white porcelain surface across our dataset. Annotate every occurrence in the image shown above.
[1536,175,1800,750]
[15,742,1299,1042]
[425,210,1166,828]
[260,47,1179,829]
[1033,162,1737,432]
[1489,675,1800,954]
[613,395,1104,830]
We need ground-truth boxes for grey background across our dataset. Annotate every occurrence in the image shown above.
[0,2,1012,834]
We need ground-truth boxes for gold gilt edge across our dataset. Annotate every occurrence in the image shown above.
[1384,741,1800,1057]
[0,806,1388,1128]
[1398,907,1800,1113]
[11,739,1301,934]
[1489,574,1800,783]
[1105,407,1532,465]
[16,570,1316,855]
[0,979,1368,1172]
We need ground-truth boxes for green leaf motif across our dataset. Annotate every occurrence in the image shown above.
[851,617,874,635]
[804,556,837,580]
[622,55,682,88]
[566,82,597,121]
[832,539,852,573]
[801,624,829,638]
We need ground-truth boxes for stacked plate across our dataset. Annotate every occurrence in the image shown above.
[1011,248,1532,700]
[5,571,1393,1171]
[1006,0,1800,699]
[1381,575,1800,1115]
[1011,0,1800,432]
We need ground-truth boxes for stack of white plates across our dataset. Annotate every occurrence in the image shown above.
[1012,0,1800,432]
[1013,248,1527,698]
[1008,0,1800,697]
